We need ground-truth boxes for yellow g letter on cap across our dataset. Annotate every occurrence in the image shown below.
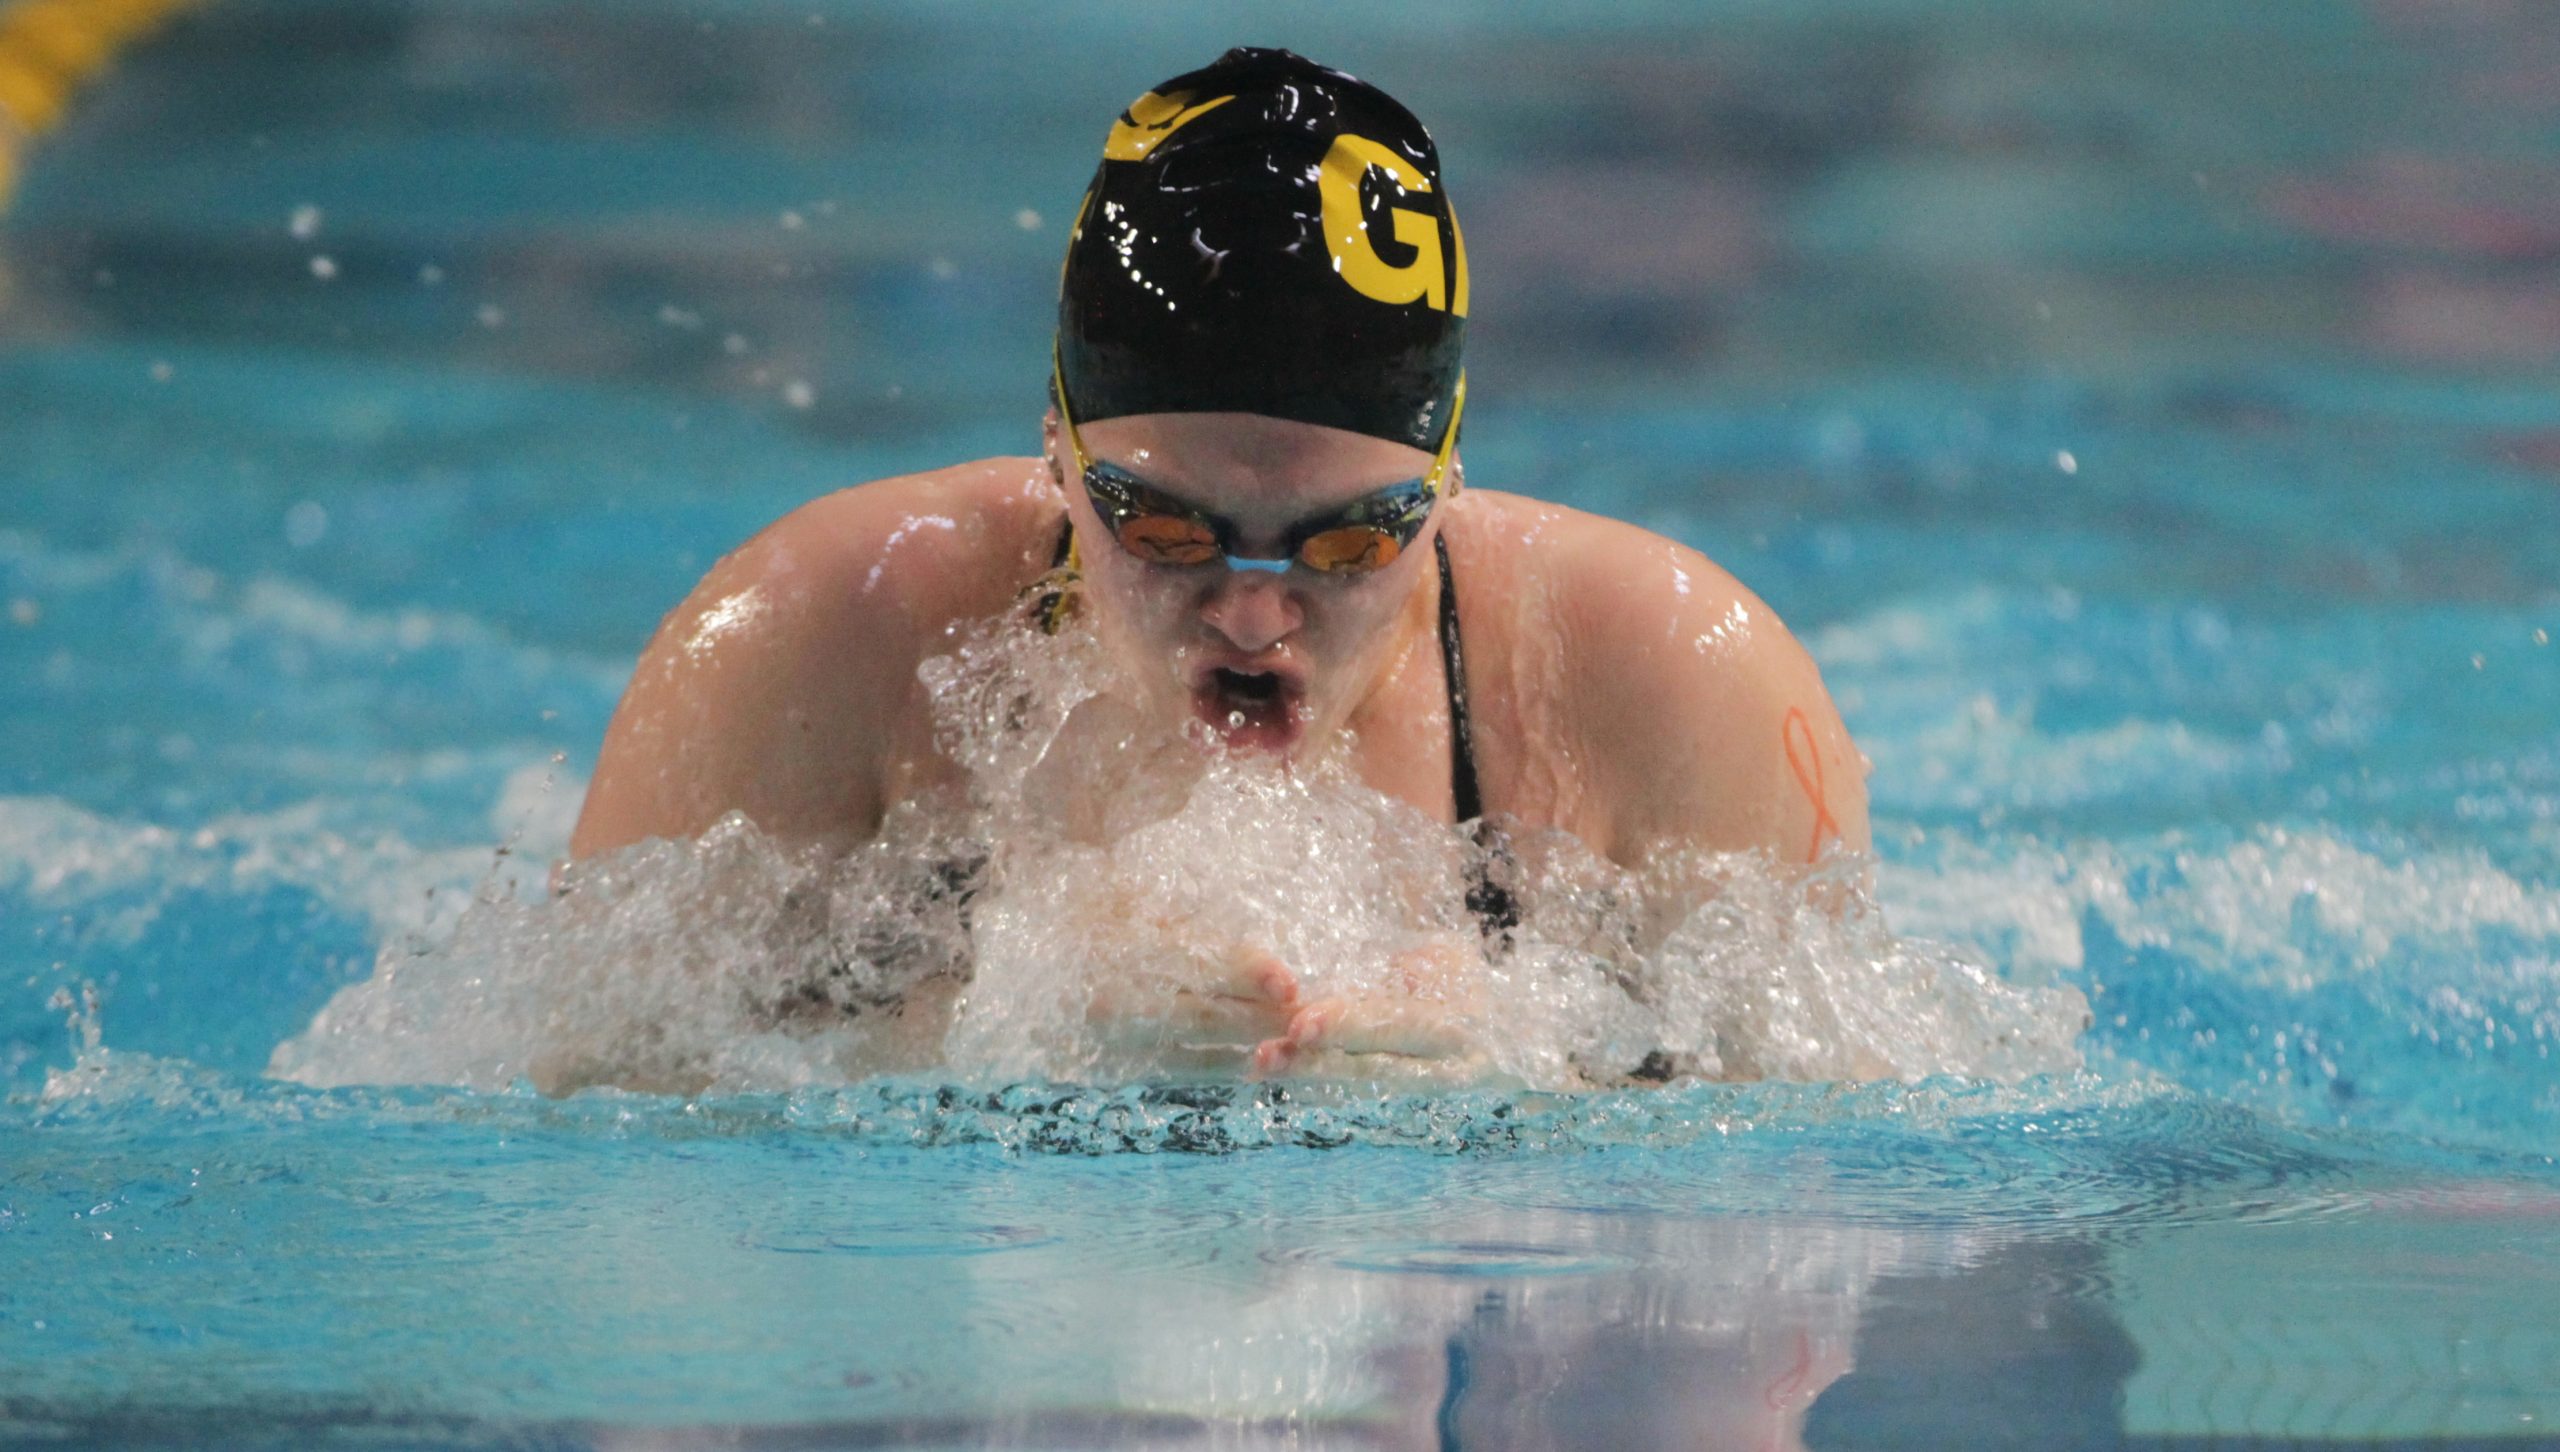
[1317,133,1468,317]
[1103,89,1234,162]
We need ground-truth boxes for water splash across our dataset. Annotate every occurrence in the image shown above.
[274,612,2089,1094]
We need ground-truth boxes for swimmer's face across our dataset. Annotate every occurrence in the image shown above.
[1045,409,1446,756]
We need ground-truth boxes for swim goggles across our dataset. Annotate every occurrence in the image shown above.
[1052,349,1464,576]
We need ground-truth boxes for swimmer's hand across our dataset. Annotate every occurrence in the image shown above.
[1246,937,1489,1083]
[1081,937,1494,1083]
[1083,944,1305,1066]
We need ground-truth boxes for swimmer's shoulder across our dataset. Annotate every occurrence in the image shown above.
[746,457,1065,631]
[1443,489,1870,863]
[571,458,1063,859]
[1442,488,1778,657]
[629,455,1063,710]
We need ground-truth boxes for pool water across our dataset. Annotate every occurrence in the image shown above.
[5,1,2558,1446]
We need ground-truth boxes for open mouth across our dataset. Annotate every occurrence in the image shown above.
[1193,667,1307,752]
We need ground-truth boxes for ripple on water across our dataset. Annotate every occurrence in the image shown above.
[1322,1240,1636,1279]
[742,1222,1058,1258]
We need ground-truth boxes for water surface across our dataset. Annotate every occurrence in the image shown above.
[4,1,2557,1446]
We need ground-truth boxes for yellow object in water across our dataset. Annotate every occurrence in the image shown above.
[0,0,200,211]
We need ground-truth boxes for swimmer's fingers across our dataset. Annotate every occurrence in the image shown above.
[1211,945,1300,1007]
[1083,945,1300,1061]
[1086,984,1296,1052]
[1247,995,1479,1077]
[1247,1039,1491,1086]
[1293,995,1479,1057]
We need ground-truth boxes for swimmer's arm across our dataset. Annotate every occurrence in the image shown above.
[568,514,900,858]
[1567,534,1872,869]
[570,463,1057,860]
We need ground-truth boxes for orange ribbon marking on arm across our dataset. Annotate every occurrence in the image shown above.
[1782,706,1842,863]
[1762,1328,1817,1411]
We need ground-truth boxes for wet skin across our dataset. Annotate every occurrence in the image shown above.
[571,411,1872,1081]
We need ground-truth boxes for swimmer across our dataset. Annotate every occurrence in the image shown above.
[570,48,1870,1082]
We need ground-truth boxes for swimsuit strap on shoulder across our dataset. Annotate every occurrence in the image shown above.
[1436,529,1484,824]
[1438,531,1519,940]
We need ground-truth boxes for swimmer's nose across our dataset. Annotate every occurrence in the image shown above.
[1199,572,1302,653]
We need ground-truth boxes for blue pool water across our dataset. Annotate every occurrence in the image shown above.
[4,1,2559,1446]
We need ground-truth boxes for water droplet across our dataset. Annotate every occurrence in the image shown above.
[284,501,329,549]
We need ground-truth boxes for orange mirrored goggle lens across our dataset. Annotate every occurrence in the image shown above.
[1295,525,1405,574]
[1113,513,1222,566]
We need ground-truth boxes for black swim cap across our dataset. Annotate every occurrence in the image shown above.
[1056,48,1467,453]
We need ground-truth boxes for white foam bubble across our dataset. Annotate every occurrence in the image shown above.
[1883,827,2560,991]
[0,793,525,947]
[0,531,624,697]
[270,811,970,1093]
[1879,696,2261,814]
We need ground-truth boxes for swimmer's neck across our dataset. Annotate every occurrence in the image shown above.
[1328,539,1452,770]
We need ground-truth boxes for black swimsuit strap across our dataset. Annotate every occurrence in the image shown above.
[1438,532,1517,939]
[1435,530,1484,824]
